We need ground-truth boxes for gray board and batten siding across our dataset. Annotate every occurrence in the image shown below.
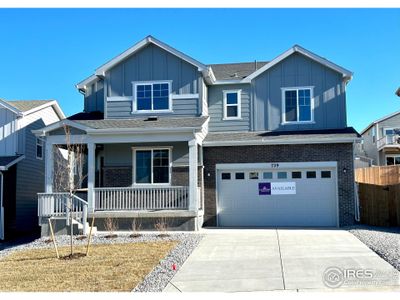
[95,44,203,119]
[252,52,347,132]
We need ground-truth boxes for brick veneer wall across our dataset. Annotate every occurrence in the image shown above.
[203,143,355,227]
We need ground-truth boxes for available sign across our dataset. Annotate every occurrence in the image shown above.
[259,182,296,195]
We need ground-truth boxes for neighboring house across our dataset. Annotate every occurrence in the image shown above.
[0,99,65,240]
[33,35,360,233]
[359,110,400,166]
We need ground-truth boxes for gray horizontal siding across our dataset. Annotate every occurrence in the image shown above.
[253,52,347,131]
[207,84,251,132]
[378,113,400,135]
[106,96,200,118]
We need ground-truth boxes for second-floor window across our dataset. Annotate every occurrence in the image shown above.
[223,90,241,119]
[282,87,313,123]
[133,81,172,113]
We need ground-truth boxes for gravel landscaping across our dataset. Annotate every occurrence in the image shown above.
[348,225,400,271]
[0,232,203,292]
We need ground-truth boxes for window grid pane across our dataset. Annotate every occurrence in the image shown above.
[137,83,170,111]
[285,89,311,122]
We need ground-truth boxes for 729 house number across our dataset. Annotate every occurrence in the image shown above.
[271,163,280,168]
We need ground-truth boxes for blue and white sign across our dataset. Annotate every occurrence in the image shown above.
[259,182,296,195]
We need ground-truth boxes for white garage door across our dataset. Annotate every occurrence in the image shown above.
[217,162,338,227]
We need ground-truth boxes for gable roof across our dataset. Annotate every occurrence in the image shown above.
[209,61,269,81]
[243,45,353,83]
[360,110,400,135]
[76,37,353,90]
[76,35,210,90]
[0,99,65,119]
[7,100,53,112]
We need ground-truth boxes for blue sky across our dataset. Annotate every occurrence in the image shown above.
[0,8,399,132]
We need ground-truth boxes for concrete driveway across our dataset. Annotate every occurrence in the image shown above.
[164,229,400,292]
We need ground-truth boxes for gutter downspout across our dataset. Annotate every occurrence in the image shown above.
[0,171,4,240]
[353,141,361,222]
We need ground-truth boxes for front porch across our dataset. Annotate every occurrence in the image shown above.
[35,120,207,233]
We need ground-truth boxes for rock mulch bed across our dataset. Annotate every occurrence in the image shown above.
[348,225,400,271]
[0,232,203,292]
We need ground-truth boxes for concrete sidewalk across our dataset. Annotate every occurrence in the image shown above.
[164,229,400,292]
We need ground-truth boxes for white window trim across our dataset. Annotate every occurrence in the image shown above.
[383,127,398,136]
[132,147,173,186]
[132,81,173,114]
[385,154,400,166]
[281,86,315,124]
[36,138,43,160]
[223,89,242,120]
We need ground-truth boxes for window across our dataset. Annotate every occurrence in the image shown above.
[321,171,331,178]
[306,171,317,179]
[36,138,43,159]
[371,126,376,144]
[277,172,287,179]
[221,173,231,180]
[134,82,171,112]
[292,171,302,179]
[386,155,400,166]
[249,172,259,179]
[134,148,170,184]
[263,172,273,179]
[223,90,241,119]
[235,172,245,180]
[282,87,313,123]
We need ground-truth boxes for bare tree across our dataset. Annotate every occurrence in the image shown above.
[53,125,88,256]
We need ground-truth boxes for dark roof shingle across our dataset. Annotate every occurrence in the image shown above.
[208,61,269,80]
[74,116,208,130]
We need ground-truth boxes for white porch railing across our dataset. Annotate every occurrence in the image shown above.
[38,193,88,233]
[94,186,189,211]
[377,135,400,149]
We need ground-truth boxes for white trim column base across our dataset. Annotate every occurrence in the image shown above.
[188,139,198,212]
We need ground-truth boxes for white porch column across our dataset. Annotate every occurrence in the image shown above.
[188,139,198,211]
[87,142,95,213]
[45,141,53,193]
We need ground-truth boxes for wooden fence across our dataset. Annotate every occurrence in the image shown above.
[358,183,400,226]
[355,165,400,185]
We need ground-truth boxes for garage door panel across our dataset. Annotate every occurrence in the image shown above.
[217,165,337,227]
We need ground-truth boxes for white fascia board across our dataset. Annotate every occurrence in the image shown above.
[22,100,66,120]
[243,45,353,83]
[76,74,100,91]
[0,155,25,171]
[31,119,90,137]
[94,35,207,77]
[203,137,360,147]
[360,110,400,135]
[213,79,247,85]
[0,99,22,116]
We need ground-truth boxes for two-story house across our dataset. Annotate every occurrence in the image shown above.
[33,36,360,234]
[359,110,400,166]
[0,99,64,240]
